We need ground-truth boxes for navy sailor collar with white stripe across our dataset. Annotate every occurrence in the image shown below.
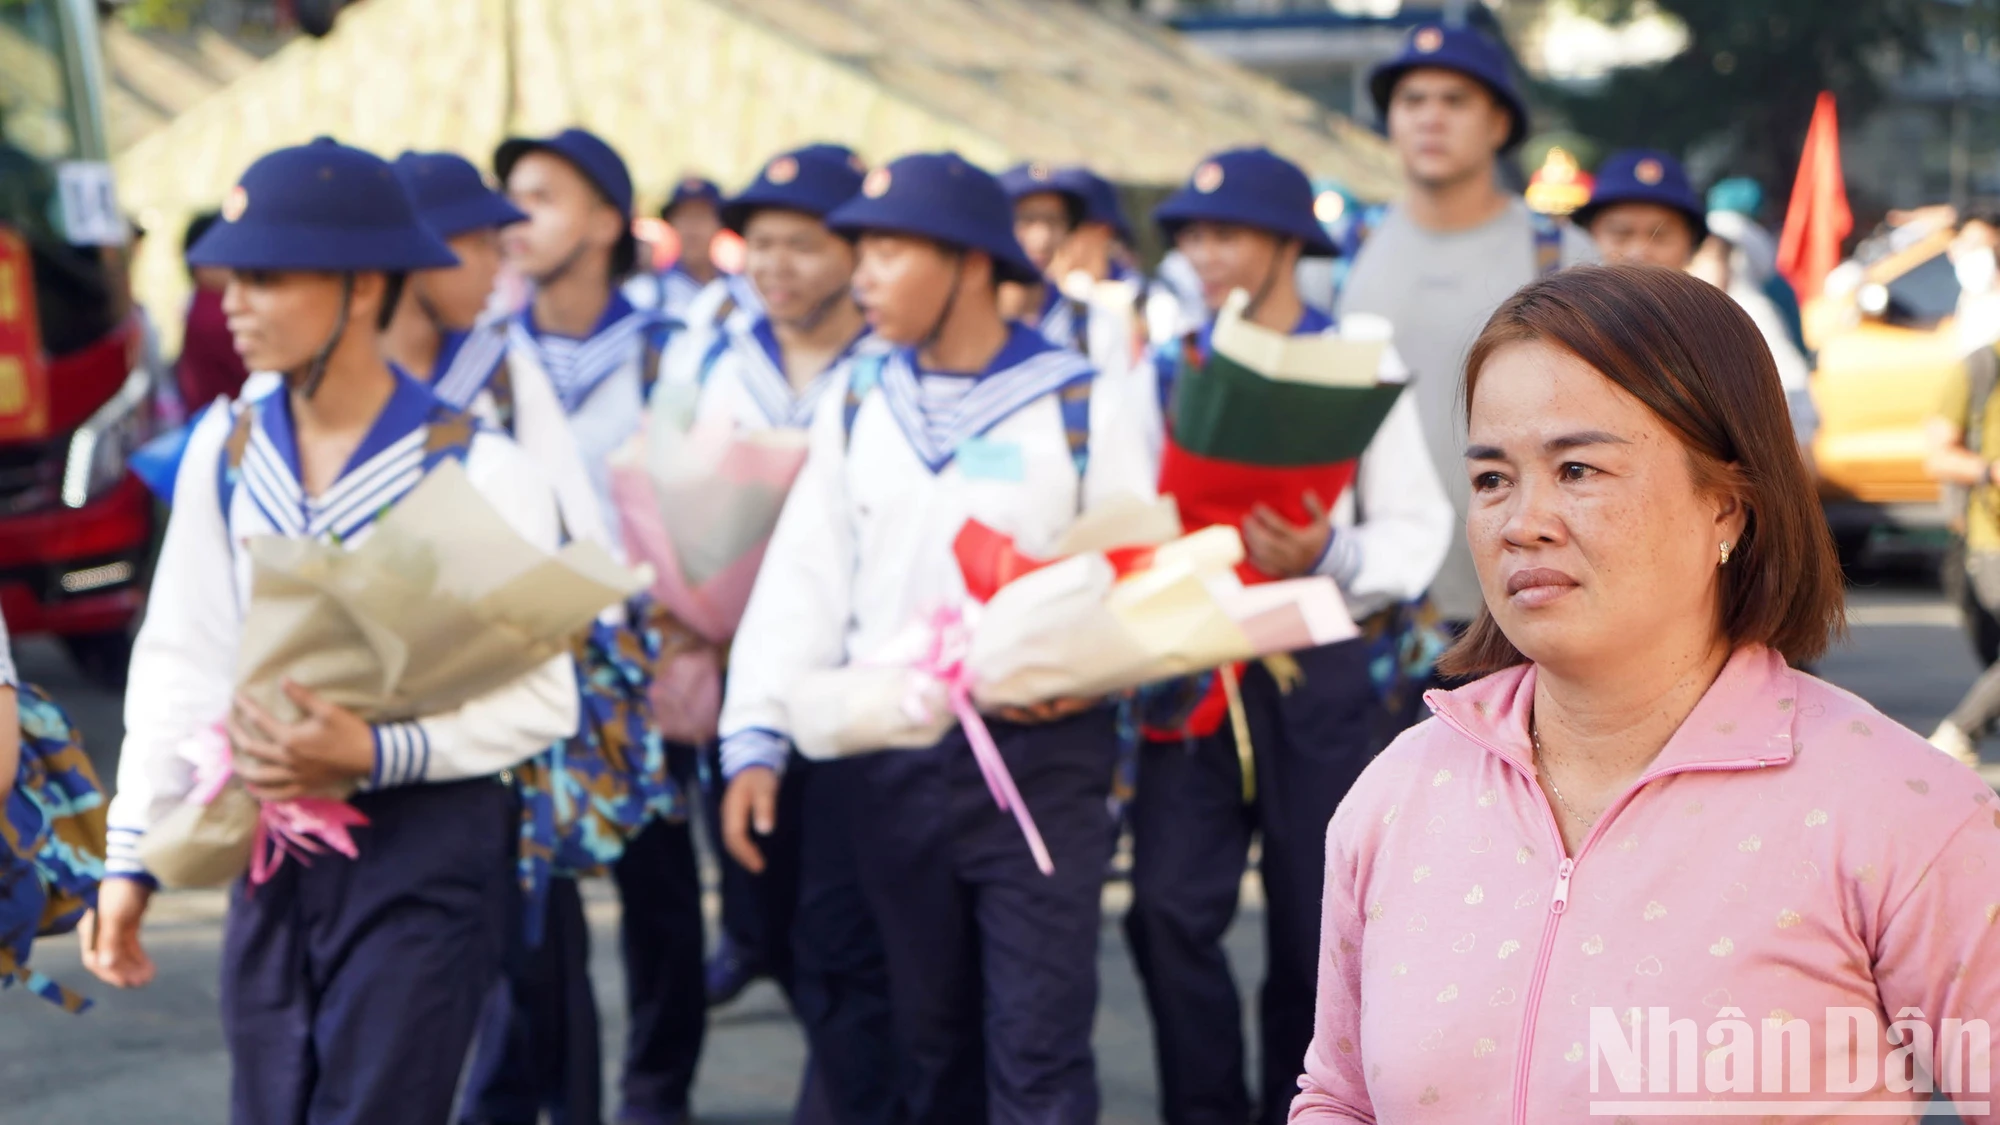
[736,316,869,429]
[239,368,450,542]
[429,319,511,410]
[507,292,654,412]
[1035,282,1080,351]
[878,322,1094,473]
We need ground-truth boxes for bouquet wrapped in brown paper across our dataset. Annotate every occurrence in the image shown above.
[138,462,644,889]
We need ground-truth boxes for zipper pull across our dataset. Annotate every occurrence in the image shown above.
[1551,857,1575,915]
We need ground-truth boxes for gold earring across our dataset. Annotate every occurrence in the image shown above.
[1719,540,1733,566]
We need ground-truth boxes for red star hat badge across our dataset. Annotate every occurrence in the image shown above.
[222,185,249,222]
[766,156,799,185]
[862,167,893,198]
[1634,158,1665,185]
[1193,162,1224,193]
[1414,27,1444,53]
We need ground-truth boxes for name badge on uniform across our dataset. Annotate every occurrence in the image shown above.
[955,437,1025,482]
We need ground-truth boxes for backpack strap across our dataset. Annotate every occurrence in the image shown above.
[1057,370,1093,479]
[640,318,680,401]
[842,352,887,450]
[214,404,256,524]
[1529,211,1564,278]
[1152,331,1201,422]
[696,331,733,389]
[421,405,478,466]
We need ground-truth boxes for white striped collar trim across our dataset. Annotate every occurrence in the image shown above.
[237,425,429,542]
[432,321,512,411]
[507,308,653,412]
[877,346,1093,472]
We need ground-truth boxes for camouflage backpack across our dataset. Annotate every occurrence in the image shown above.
[511,597,687,947]
[1,686,107,1012]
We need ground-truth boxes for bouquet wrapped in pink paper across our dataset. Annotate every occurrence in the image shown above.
[782,503,1357,872]
[609,384,811,741]
[137,462,642,890]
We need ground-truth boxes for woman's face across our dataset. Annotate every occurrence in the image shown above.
[1465,339,1744,674]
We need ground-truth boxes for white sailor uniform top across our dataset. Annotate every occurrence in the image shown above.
[104,373,580,880]
[655,274,763,397]
[435,296,658,561]
[676,316,888,433]
[717,323,1155,778]
[1122,306,1453,623]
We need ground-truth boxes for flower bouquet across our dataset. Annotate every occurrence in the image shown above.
[784,499,1355,871]
[137,461,643,889]
[1158,288,1407,581]
[609,382,811,741]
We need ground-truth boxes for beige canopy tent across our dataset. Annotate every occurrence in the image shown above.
[118,0,1399,333]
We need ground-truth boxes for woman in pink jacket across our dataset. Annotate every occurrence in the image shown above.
[1293,264,2000,1124]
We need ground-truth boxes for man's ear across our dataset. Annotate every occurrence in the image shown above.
[348,270,388,321]
[592,200,627,251]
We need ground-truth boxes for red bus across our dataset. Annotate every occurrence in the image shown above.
[0,0,160,685]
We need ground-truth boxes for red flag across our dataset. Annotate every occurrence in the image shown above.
[1777,91,1853,302]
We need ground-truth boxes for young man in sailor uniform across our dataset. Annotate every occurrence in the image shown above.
[674,142,898,1125]
[383,150,525,390]
[451,127,704,1125]
[628,175,764,362]
[84,138,579,1125]
[1119,147,1453,1125]
[997,161,1086,352]
[718,152,1154,1125]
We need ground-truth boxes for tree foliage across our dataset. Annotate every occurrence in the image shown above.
[1545,0,1940,207]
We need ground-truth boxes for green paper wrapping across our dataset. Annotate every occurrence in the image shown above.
[1170,348,1407,468]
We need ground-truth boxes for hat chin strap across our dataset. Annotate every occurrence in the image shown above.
[1241,240,1296,323]
[291,273,355,401]
[535,233,599,289]
[915,250,967,356]
[784,279,856,335]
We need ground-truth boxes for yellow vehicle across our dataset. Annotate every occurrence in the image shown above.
[1809,224,1964,560]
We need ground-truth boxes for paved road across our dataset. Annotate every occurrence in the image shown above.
[2,575,1993,1124]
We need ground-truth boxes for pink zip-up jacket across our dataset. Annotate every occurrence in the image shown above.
[1292,646,2000,1124]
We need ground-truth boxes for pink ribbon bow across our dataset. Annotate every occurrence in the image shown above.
[909,606,1055,876]
[248,797,370,885]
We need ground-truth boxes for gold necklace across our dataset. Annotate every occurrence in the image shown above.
[1531,721,1597,827]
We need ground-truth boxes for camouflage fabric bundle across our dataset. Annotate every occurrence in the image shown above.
[1,686,107,1012]
[513,598,686,946]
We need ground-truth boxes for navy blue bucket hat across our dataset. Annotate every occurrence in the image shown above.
[721,144,866,233]
[1369,23,1530,152]
[1573,149,1708,243]
[999,162,1085,228]
[494,127,634,217]
[825,153,1041,284]
[393,151,526,240]
[187,137,458,272]
[1153,147,1338,257]
[663,175,724,219]
[1054,165,1132,245]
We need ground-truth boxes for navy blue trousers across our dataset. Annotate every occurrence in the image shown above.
[848,709,1118,1125]
[785,756,898,1125]
[221,778,515,1125]
[1122,637,1388,1125]
[462,749,706,1125]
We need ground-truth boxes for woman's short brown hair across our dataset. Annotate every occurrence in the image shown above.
[1439,263,1845,679]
